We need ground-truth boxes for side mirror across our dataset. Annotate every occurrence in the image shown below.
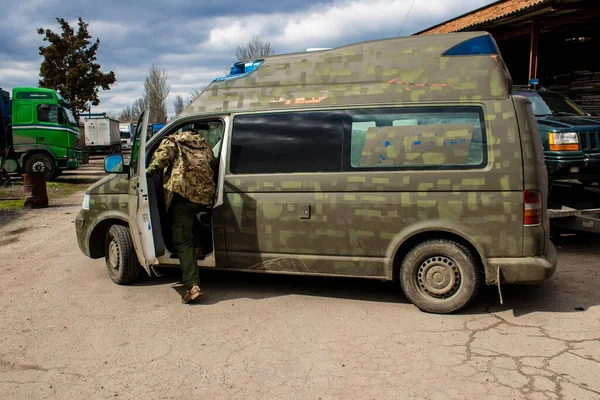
[104,154,126,174]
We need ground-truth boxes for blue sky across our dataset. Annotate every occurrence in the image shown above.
[0,0,495,117]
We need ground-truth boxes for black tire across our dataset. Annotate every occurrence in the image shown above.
[104,225,140,284]
[24,153,59,181]
[399,239,480,314]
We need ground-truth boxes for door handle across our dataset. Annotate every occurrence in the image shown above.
[299,204,311,219]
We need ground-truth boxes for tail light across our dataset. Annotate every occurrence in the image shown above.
[524,190,542,225]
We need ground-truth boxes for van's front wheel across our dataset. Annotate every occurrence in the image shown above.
[399,239,480,314]
[105,225,140,284]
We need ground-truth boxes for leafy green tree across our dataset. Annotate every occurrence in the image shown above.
[37,17,116,119]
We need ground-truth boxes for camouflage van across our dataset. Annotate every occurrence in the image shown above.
[75,32,556,313]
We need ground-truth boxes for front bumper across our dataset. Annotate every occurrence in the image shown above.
[484,241,557,284]
[86,145,114,153]
[75,209,92,257]
[57,150,83,170]
[546,154,600,181]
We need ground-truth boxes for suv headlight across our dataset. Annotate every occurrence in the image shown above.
[549,132,579,151]
[82,194,91,210]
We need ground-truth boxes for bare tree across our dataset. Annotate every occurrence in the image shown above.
[144,64,170,124]
[131,96,147,121]
[235,35,274,61]
[189,87,206,105]
[119,105,133,121]
[173,94,185,116]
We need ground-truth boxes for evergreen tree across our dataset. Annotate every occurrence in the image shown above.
[37,17,116,119]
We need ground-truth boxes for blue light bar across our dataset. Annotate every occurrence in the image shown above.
[529,78,540,86]
[214,60,263,82]
[442,35,499,56]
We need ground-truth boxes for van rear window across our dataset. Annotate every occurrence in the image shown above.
[345,107,486,170]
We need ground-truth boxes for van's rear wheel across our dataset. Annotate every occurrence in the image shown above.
[105,225,140,284]
[399,239,480,314]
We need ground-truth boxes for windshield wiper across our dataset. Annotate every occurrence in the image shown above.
[553,111,578,116]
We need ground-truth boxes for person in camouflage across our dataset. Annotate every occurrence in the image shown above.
[146,124,215,304]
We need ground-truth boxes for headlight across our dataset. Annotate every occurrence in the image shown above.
[549,132,579,151]
[82,194,91,210]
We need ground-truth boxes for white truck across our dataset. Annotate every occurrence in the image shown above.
[118,122,134,150]
[84,117,121,153]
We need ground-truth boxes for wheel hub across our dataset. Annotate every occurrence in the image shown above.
[418,256,461,298]
[108,239,119,271]
[32,161,47,173]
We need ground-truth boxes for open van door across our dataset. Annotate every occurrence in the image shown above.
[127,110,156,275]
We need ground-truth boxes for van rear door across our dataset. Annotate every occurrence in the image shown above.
[513,95,550,256]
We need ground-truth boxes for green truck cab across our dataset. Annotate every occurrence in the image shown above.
[0,87,82,181]
[513,88,600,185]
[75,32,557,314]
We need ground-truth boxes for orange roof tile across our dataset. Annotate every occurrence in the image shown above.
[419,0,551,34]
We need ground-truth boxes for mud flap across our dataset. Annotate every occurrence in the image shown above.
[497,266,504,305]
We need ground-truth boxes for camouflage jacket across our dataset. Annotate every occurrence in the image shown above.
[146,131,215,209]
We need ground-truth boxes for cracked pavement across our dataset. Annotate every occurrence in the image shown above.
[1,160,599,399]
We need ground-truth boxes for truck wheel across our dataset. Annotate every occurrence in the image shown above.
[399,239,480,314]
[104,225,140,284]
[24,154,59,181]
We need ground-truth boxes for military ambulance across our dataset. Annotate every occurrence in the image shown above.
[75,32,556,313]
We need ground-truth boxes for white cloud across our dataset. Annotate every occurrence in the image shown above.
[206,17,275,49]
[0,60,40,85]
[87,20,136,42]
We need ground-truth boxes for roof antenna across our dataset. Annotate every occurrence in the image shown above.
[399,0,417,36]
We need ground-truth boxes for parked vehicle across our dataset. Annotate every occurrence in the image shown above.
[0,87,82,181]
[75,32,556,314]
[151,123,165,135]
[84,117,121,153]
[513,87,600,185]
[119,123,134,150]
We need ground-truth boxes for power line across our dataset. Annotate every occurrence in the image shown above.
[399,0,418,36]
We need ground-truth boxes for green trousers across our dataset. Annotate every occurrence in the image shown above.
[170,194,205,289]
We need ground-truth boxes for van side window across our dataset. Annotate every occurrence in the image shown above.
[230,111,343,174]
[345,107,486,170]
[37,104,59,124]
